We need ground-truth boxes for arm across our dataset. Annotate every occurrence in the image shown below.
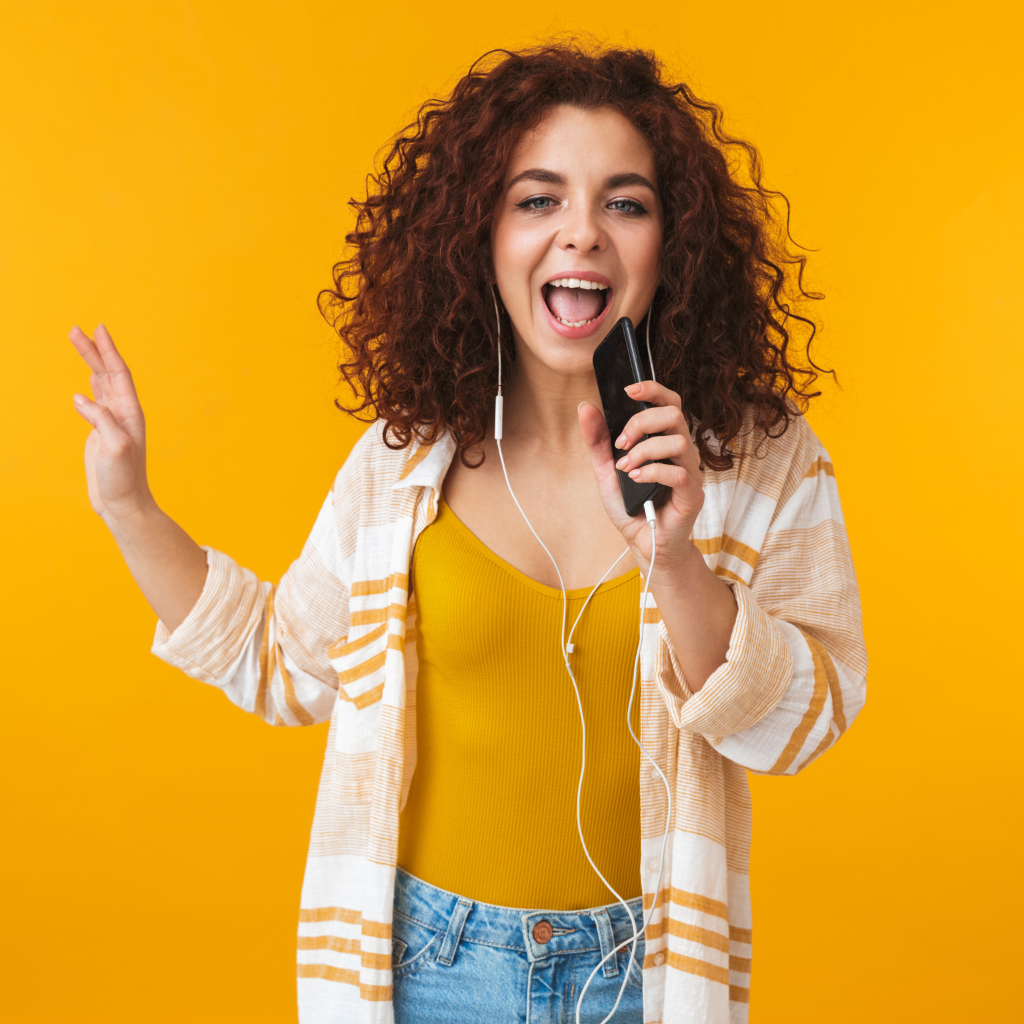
[673,454,867,774]
[71,324,349,725]
[580,388,865,774]
[70,324,208,631]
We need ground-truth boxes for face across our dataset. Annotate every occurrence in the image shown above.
[491,104,663,378]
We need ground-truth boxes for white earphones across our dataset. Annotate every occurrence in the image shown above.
[491,290,672,1023]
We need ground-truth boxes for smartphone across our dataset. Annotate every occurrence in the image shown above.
[591,316,669,517]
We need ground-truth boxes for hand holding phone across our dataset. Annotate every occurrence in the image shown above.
[591,317,670,517]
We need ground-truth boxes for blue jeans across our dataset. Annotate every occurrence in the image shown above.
[392,868,645,1024]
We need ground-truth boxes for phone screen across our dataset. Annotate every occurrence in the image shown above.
[591,317,667,517]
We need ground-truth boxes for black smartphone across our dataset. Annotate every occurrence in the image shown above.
[591,316,669,517]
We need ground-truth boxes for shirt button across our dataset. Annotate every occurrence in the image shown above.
[649,767,661,780]
[648,857,660,873]
[533,920,553,944]
[654,952,666,966]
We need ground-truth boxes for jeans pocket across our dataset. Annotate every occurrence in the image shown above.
[392,911,443,979]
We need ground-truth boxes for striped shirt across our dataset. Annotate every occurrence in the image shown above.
[153,411,867,1024]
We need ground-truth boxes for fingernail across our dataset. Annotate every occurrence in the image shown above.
[616,456,628,470]
[625,383,642,394]
[615,434,628,448]
[577,401,588,412]
[629,468,642,479]
[73,394,85,405]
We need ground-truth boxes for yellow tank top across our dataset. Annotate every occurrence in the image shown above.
[398,495,642,911]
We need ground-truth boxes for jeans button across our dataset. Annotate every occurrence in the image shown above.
[533,920,553,944]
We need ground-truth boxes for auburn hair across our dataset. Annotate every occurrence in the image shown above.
[319,43,828,470]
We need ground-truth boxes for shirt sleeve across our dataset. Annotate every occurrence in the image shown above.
[151,489,351,726]
[653,441,867,774]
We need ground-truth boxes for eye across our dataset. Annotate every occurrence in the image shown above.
[516,195,556,210]
[609,198,647,215]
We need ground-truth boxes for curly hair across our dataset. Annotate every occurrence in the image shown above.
[319,43,828,470]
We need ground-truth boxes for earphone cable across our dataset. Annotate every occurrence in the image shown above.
[491,289,670,1022]
[574,508,672,1024]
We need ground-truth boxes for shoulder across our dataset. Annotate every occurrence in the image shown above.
[328,421,452,524]
[703,407,826,511]
[332,421,415,491]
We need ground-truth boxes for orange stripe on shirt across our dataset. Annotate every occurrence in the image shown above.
[644,887,729,920]
[805,457,835,478]
[275,644,315,726]
[330,623,386,659]
[350,604,407,627]
[255,586,275,720]
[296,963,392,1001]
[398,444,432,481]
[299,906,362,925]
[338,649,387,685]
[352,573,409,597]
[691,535,759,569]
[646,950,730,986]
[802,630,846,733]
[769,636,830,773]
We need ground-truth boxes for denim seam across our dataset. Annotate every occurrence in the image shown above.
[392,933,442,980]
[393,908,445,932]
[455,937,526,953]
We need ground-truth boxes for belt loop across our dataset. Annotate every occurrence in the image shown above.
[592,907,619,978]
[437,897,473,967]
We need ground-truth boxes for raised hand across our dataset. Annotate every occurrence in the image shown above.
[69,324,207,631]
[70,324,153,521]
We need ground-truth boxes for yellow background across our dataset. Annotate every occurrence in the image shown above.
[2,1,1021,1020]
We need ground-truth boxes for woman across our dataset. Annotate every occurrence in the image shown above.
[70,44,866,1024]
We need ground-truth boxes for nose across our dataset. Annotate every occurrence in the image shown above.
[556,201,606,254]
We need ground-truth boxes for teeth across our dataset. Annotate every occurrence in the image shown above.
[557,316,596,327]
[547,278,609,290]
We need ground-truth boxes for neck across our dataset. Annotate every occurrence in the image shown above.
[500,344,602,455]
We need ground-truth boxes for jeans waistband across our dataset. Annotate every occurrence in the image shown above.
[394,868,646,974]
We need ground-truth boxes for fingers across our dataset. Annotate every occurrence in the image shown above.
[70,323,133,380]
[614,403,687,450]
[616,432,699,476]
[93,323,131,375]
[69,325,106,375]
[72,392,127,440]
[621,456,701,496]
[70,323,144,423]
[624,380,681,409]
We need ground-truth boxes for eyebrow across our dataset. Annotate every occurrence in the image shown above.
[605,172,657,192]
[506,168,566,189]
[505,168,658,193]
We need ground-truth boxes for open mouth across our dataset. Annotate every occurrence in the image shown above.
[542,277,611,328]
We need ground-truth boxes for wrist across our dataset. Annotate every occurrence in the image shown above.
[647,539,710,594]
[101,492,162,537]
